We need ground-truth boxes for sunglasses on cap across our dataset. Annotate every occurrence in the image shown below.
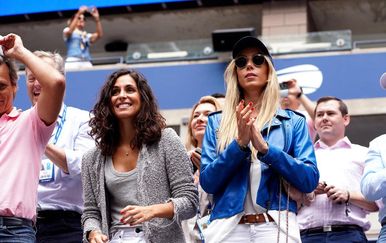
[234,54,266,69]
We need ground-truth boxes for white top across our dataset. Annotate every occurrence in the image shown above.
[37,104,94,213]
[203,158,301,242]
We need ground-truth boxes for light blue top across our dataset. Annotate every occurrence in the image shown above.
[64,28,92,61]
[361,134,386,223]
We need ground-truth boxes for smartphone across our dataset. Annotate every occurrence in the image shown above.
[279,82,289,98]
[195,147,202,155]
[279,82,289,90]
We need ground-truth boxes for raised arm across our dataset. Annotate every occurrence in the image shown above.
[0,34,65,125]
[287,79,315,118]
[89,7,103,43]
[64,6,88,38]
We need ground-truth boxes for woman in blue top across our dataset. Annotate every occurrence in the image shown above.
[63,6,103,69]
[200,36,319,243]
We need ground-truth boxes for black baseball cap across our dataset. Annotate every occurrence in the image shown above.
[232,36,272,60]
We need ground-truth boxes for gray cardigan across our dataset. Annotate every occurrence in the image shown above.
[81,128,198,243]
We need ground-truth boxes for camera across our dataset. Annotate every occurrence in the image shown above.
[87,6,94,13]
[279,82,289,98]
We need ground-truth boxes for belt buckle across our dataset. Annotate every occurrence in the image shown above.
[247,214,259,224]
[323,225,332,232]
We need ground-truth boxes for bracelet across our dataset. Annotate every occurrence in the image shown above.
[296,87,303,99]
[345,190,350,204]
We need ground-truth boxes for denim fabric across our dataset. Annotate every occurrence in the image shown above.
[301,228,368,243]
[377,224,386,243]
[36,217,82,243]
[0,224,35,243]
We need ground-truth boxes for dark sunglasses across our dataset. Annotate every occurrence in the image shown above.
[235,54,266,69]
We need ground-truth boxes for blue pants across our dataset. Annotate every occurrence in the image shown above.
[378,224,386,243]
[301,228,368,243]
[0,224,35,243]
[36,216,82,243]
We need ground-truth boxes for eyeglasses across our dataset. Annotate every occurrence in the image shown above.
[234,54,266,69]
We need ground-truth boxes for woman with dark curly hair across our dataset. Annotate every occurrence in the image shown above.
[81,69,198,243]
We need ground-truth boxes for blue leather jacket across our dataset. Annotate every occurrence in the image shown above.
[200,109,319,221]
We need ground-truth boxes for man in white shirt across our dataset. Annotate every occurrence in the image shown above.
[26,51,95,243]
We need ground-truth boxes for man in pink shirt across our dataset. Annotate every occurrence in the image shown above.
[0,34,65,242]
[297,96,378,243]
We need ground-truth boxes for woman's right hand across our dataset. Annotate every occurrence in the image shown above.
[236,100,255,146]
[88,230,108,243]
[188,149,201,170]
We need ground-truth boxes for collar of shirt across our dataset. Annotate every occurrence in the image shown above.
[315,136,352,150]
[1,107,21,119]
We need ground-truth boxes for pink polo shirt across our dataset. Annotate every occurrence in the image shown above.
[0,106,55,221]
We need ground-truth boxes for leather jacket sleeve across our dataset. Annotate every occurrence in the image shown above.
[259,113,319,193]
[200,114,251,195]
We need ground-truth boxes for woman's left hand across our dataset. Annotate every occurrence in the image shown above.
[120,205,155,225]
[250,123,268,155]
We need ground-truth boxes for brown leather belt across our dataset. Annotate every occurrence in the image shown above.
[239,213,274,224]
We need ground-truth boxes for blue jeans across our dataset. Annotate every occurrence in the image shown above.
[0,224,35,243]
[301,228,368,243]
[378,224,386,243]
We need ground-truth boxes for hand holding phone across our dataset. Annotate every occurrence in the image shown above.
[190,148,202,171]
[279,82,289,98]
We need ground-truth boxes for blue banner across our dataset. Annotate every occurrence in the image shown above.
[0,0,191,17]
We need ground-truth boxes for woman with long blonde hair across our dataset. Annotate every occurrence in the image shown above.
[200,36,319,243]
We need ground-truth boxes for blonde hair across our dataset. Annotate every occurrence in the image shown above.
[186,96,221,149]
[32,50,65,75]
[217,56,280,154]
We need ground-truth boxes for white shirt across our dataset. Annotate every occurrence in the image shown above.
[37,104,95,213]
[203,159,301,243]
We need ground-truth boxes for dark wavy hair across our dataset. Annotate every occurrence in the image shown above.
[89,69,166,156]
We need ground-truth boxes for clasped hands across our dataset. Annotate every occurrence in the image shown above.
[236,100,268,154]
[314,181,350,204]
